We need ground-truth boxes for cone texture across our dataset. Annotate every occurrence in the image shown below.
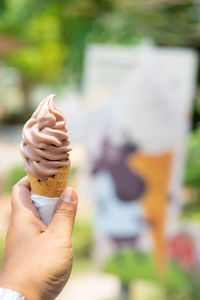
[127,152,172,274]
[28,164,70,197]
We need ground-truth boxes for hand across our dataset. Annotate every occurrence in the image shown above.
[0,177,78,300]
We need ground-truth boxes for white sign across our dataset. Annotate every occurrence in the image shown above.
[80,44,198,267]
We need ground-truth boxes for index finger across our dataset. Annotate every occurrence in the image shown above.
[12,176,42,221]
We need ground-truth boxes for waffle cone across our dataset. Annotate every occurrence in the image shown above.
[127,152,172,274]
[28,164,70,197]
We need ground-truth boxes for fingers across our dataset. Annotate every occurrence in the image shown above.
[47,187,78,240]
[11,177,45,229]
[12,176,34,213]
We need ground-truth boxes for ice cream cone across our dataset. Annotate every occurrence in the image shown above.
[28,164,70,198]
[127,152,172,274]
[20,95,72,225]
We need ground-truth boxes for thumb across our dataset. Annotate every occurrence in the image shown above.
[47,187,78,240]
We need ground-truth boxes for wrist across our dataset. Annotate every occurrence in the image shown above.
[0,287,25,299]
[0,271,40,300]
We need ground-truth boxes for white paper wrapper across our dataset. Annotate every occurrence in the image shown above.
[31,193,59,225]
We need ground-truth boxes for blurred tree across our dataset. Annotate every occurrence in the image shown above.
[104,249,193,298]
[0,0,6,15]
[107,0,200,47]
[0,0,199,114]
[185,129,200,189]
[182,129,200,223]
[0,0,66,110]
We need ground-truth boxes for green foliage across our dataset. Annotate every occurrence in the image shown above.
[181,201,200,223]
[184,130,200,188]
[105,250,200,298]
[0,238,5,268]
[0,0,200,122]
[1,8,65,84]
[2,0,198,86]
[5,164,26,193]
[69,166,78,178]
[0,0,6,15]
[1,109,32,125]
[104,249,191,291]
[71,218,93,274]
[182,129,200,221]
[73,219,93,259]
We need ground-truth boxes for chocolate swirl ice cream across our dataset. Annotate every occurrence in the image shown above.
[20,94,71,181]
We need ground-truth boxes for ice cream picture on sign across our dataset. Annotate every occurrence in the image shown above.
[20,95,71,224]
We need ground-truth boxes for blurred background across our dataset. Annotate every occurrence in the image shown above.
[1,1,200,299]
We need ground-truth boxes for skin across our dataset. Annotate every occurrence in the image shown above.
[0,177,78,300]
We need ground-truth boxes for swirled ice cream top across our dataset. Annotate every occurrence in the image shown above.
[20,94,71,181]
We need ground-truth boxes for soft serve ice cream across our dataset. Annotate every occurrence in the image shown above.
[20,94,71,181]
[20,94,71,225]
